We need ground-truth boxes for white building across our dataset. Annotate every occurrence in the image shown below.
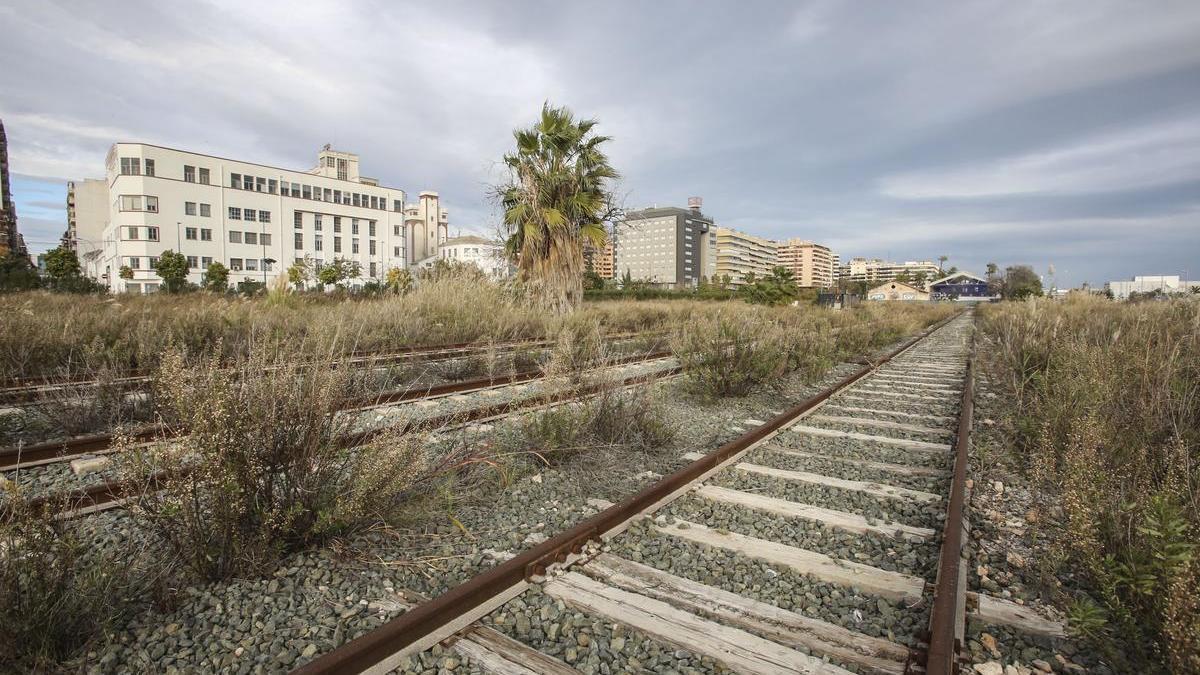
[838,258,941,288]
[437,235,509,278]
[65,178,109,279]
[1106,275,1199,300]
[76,143,447,292]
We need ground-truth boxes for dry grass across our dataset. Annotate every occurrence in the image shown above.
[979,296,1200,672]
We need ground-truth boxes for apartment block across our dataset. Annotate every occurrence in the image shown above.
[1106,275,1200,300]
[0,119,24,259]
[584,240,614,279]
[616,200,714,289]
[838,257,940,288]
[74,143,447,293]
[776,238,834,288]
[714,227,778,288]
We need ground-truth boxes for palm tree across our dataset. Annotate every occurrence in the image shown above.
[938,255,949,274]
[499,103,618,314]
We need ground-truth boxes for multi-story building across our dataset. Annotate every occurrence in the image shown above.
[75,143,446,293]
[584,240,614,279]
[838,258,940,288]
[0,118,26,259]
[616,199,715,289]
[65,179,108,251]
[775,238,834,288]
[436,235,509,279]
[714,227,778,288]
[1106,275,1200,300]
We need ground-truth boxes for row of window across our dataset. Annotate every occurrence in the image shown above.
[228,207,271,223]
[182,165,211,184]
[184,202,212,217]
[119,158,155,177]
[231,171,398,211]
[293,233,379,255]
[293,212,377,235]
[119,195,158,213]
[228,231,273,246]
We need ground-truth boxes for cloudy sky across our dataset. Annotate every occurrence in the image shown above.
[2,0,1198,287]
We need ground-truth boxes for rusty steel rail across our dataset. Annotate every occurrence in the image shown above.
[290,311,964,675]
[923,330,976,674]
[0,349,673,472]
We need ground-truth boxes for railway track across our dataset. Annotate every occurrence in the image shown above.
[286,309,1065,675]
[1,352,685,519]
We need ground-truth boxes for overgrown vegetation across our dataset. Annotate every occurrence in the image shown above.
[121,342,430,581]
[0,494,158,672]
[978,296,1200,672]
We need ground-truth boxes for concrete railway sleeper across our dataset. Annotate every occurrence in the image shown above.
[283,309,1070,675]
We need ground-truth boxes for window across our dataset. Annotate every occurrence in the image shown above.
[323,188,332,202]
[352,193,360,207]
[202,256,212,267]
[230,258,243,271]
[229,231,242,243]
[245,232,258,245]
[184,165,196,183]
[242,175,254,190]
[149,256,159,269]
[370,196,378,209]
[126,256,141,269]
[262,259,273,272]
[185,227,198,240]
[198,167,209,185]
[185,201,197,216]
[333,216,341,232]
[200,228,212,241]
[302,184,312,200]
[368,220,376,237]
[120,157,141,175]
[119,195,158,212]
[261,233,271,246]
[352,239,360,254]
[268,179,277,194]
[230,173,241,188]
[333,190,341,204]
[337,158,347,181]
[126,226,139,240]
[294,211,303,229]
[394,224,400,236]
[229,207,241,220]
[199,203,211,217]
[246,258,258,271]
[259,211,270,223]
[333,237,342,253]
[314,214,323,231]
[369,262,377,278]
[244,209,256,222]
[294,232,303,249]
[144,159,155,177]
[393,246,400,257]
[394,199,402,212]
[351,220,359,235]
[314,235,323,252]
[256,177,266,192]
[369,240,376,255]
[291,182,300,196]
[325,156,335,168]
[187,255,198,269]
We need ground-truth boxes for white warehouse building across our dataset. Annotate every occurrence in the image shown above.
[437,235,509,279]
[77,143,447,292]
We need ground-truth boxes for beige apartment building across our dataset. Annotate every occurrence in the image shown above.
[584,240,614,279]
[776,238,834,288]
[838,257,940,288]
[714,227,777,288]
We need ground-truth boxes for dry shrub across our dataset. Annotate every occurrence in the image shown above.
[0,492,159,671]
[121,340,429,581]
[516,385,676,463]
[542,315,607,385]
[979,296,1200,671]
[671,309,789,398]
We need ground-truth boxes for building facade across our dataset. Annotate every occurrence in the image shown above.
[838,258,940,288]
[1106,275,1200,299]
[438,235,509,278]
[0,119,26,259]
[867,281,929,302]
[616,202,715,289]
[929,271,993,301]
[76,143,445,293]
[65,179,108,252]
[584,240,614,279]
[403,191,448,267]
[776,238,834,288]
[714,227,778,288]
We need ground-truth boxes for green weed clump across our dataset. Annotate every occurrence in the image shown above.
[979,296,1200,672]
[671,309,790,397]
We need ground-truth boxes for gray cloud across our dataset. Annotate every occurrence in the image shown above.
[1,0,1198,286]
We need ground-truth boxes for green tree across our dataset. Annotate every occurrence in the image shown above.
[386,267,413,295]
[499,103,618,314]
[43,245,82,283]
[1002,265,1043,300]
[938,255,949,274]
[155,249,190,293]
[202,262,229,292]
[316,257,361,288]
[0,251,41,291]
[583,268,604,290]
[119,265,134,281]
[740,266,800,306]
[287,260,310,290]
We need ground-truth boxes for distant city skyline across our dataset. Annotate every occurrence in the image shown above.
[1,1,1198,288]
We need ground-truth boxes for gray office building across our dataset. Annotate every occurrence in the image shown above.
[615,198,716,289]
